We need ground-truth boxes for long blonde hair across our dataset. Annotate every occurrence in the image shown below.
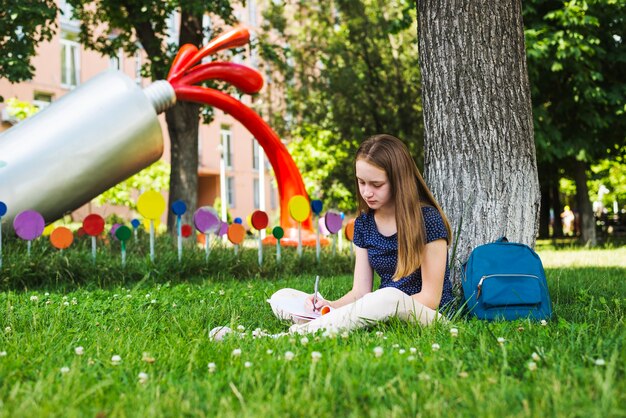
[355,134,452,280]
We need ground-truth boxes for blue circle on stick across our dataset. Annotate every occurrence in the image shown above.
[172,200,187,216]
[131,219,140,229]
[0,201,7,217]
[234,217,243,224]
[311,200,323,215]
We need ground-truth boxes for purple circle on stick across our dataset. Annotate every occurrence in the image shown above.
[218,221,228,237]
[193,207,220,234]
[13,210,45,241]
[110,223,121,240]
[325,211,343,234]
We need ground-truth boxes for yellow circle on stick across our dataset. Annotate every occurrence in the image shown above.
[288,195,310,222]
[137,191,166,220]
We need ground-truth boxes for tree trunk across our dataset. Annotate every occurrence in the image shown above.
[416,0,540,280]
[165,102,200,232]
[572,160,596,246]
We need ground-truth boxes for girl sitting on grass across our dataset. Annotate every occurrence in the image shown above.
[272,134,454,335]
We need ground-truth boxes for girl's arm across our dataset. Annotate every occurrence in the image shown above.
[411,239,447,310]
[307,246,373,311]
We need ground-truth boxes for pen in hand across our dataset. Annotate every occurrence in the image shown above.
[313,275,320,312]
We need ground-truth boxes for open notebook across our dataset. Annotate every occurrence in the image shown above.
[267,293,321,322]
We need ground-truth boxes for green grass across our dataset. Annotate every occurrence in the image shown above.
[0,244,624,417]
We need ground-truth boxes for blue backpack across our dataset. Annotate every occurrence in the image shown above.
[462,237,552,321]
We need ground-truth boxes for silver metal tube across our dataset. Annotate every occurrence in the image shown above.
[0,71,176,229]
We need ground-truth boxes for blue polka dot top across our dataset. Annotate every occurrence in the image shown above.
[353,206,454,310]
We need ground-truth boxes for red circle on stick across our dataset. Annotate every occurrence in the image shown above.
[181,224,193,238]
[227,223,246,245]
[250,210,269,230]
[83,214,105,236]
[50,227,74,249]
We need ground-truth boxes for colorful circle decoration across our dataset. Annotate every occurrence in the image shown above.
[218,221,228,237]
[83,214,105,237]
[181,224,193,238]
[251,210,269,230]
[288,195,310,222]
[325,211,343,234]
[131,219,141,229]
[227,223,246,245]
[0,201,7,217]
[110,223,121,240]
[234,217,243,224]
[193,207,220,234]
[272,226,284,240]
[43,224,55,237]
[115,225,132,241]
[137,191,166,220]
[318,217,330,235]
[77,227,86,237]
[311,199,323,215]
[13,210,45,241]
[50,227,74,249]
[171,200,187,216]
[344,218,356,242]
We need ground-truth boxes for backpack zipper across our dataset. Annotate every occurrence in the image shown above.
[476,274,540,299]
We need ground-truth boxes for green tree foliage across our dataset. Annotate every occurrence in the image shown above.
[0,0,58,83]
[260,0,423,211]
[4,98,39,120]
[93,160,170,209]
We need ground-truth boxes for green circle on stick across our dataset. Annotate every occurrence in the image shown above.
[272,226,284,240]
[115,225,132,241]
[137,191,166,220]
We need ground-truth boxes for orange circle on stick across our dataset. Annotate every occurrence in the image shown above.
[344,218,355,242]
[251,210,269,230]
[50,227,74,249]
[227,223,246,245]
[288,195,310,222]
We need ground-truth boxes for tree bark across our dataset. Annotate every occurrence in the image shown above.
[416,0,540,279]
[572,160,597,246]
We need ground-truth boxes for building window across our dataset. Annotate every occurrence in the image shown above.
[61,30,80,88]
[33,92,53,110]
[227,177,236,208]
[252,140,259,170]
[253,178,260,209]
[221,126,233,169]
[109,47,123,71]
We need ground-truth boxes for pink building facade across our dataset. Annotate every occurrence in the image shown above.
[0,0,279,229]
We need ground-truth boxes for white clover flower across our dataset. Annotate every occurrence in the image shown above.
[531,352,541,362]
[311,351,322,362]
[0,351,7,357]
[75,346,84,356]
[431,343,441,351]
[497,337,506,345]
[232,348,242,357]
[399,349,406,355]
[113,294,119,298]
[71,298,77,305]
[151,299,157,304]
[410,347,417,354]
[145,294,151,299]
[450,328,459,337]
[30,295,39,302]
[300,337,309,345]
[244,361,252,368]
[4,327,11,333]
[138,372,149,384]
[208,362,216,373]
[341,331,350,339]
[392,343,399,348]
[373,346,384,358]
[45,300,52,305]
[594,358,606,366]
[63,301,70,306]
[284,351,295,361]
[375,331,384,337]
[407,355,415,362]
[252,328,263,338]
[60,366,70,374]
[126,294,132,298]
[237,325,245,332]
[540,320,547,326]
[418,372,431,381]
[219,290,225,296]
[458,371,469,378]
[111,355,122,365]
[44,292,50,297]
[172,303,177,308]
[266,349,273,355]
[63,296,68,301]
[527,361,537,371]
[200,299,206,304]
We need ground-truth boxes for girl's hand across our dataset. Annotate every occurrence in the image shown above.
[304,294,329,313]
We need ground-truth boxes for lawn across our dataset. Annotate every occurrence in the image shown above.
[0,244,624,417]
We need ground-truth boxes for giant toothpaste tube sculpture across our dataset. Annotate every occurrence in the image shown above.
[0,27,312,233]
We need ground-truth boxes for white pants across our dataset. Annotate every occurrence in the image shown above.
[270,287,444,335]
